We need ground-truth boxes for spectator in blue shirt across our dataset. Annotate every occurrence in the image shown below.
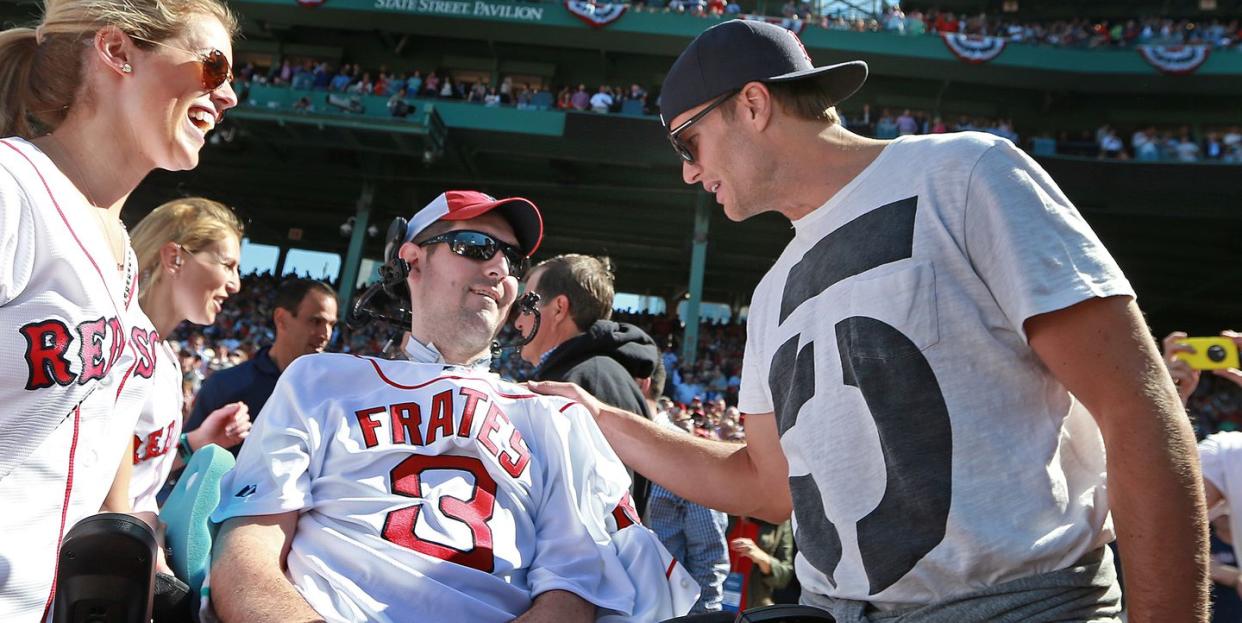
[185,279,338,455]
[406,70,423,96]
[644,375,730,613]
[329,66,353,92]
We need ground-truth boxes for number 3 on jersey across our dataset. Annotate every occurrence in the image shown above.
[382,454,498,572]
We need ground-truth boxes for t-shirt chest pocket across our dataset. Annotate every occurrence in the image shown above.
[843,260,940,358]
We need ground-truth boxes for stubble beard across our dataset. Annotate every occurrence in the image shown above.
[432,298,503,362]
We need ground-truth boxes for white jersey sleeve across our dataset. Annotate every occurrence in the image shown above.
[546,401,700,621]
[1200,432,1242,566]
[0,163,34,306]
[1200,432,1242,502]
[212,359,319,518]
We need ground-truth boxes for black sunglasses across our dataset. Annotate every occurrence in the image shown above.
[417,230,530,279]
[667,89,739,164]
[132,35,234,92]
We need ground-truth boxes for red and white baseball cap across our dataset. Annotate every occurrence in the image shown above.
[405,190,544,256]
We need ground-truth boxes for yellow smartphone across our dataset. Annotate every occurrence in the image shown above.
[1175,337,1240,370]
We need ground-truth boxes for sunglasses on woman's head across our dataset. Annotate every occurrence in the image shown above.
[417,230,530,280]
[130,35,233,92]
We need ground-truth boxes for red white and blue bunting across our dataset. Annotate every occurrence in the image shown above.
[564,0,627,28]
[1137,45,1211,75]
[940,33,1007,64]
[740,14,806,36]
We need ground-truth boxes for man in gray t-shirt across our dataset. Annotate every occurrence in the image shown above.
[531,20,1208,623]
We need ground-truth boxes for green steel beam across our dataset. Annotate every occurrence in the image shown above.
[338,181,375,322]
[681,191,710,365]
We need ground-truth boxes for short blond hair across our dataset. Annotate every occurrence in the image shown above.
[130,196,243,295]
[0,0,238,137]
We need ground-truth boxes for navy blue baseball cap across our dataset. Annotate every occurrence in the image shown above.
[660,20,868,126]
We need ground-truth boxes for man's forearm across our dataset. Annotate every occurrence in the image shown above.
[1102,400,1208,622]
[596,404,790,521]
[212,522,324,623]
[510,589,594,623]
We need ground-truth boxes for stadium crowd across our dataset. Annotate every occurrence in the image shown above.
[1085,124,1242,162]
[859,7,1242,49]
[580,0,1242,50]
[238,60,1242,167]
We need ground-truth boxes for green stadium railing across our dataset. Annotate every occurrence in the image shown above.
[234,84,566,138]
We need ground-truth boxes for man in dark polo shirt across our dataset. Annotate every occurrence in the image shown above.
[186,278,338,455]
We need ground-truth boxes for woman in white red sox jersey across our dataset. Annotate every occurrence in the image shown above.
[0,0,238,617]
[102,198,251,573]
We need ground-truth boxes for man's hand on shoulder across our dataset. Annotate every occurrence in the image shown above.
[526,380,606,420]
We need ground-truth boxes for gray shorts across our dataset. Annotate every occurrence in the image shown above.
[801,547,1122,623]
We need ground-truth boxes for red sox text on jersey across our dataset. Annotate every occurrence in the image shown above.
[20,318,158,391]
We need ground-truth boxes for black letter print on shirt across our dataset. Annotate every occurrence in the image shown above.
[770,196,952,595]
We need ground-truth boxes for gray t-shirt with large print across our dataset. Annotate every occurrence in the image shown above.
[738,132,1133,609]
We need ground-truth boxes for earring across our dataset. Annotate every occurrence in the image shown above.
[121,63,133,74]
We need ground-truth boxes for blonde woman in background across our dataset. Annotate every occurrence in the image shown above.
[0,0,238,615]
[102,198,252,574]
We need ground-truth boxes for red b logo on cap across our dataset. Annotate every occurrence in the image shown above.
[788,29,812,64]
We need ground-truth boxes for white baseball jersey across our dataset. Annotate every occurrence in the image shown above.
[1200,432,1242,564]
[558,405,700,622]
[0,137,147,621]
[213,352,694,622]
[119,309,181,513]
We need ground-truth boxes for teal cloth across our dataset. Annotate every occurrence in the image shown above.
[161,444,236,609]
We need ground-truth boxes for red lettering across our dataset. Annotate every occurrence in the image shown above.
[105,317,125,377]
[144,429,162,459]
[21,319,75,389]
[390,402,424,446]
[499,428,530,478]
[611,491,641,529]
[134,421,178,463]
[165,421,178,454]
[356,406,385,448]
[382,455,497,572]
[425,390,453,445]
[457,387,487,437]
[130,327,157,379]
[477,402,504,457]
[75,317,109,384]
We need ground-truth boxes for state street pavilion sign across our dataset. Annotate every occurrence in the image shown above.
[372,0,547,21]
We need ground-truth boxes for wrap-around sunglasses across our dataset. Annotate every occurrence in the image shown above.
[417,230,530,279]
